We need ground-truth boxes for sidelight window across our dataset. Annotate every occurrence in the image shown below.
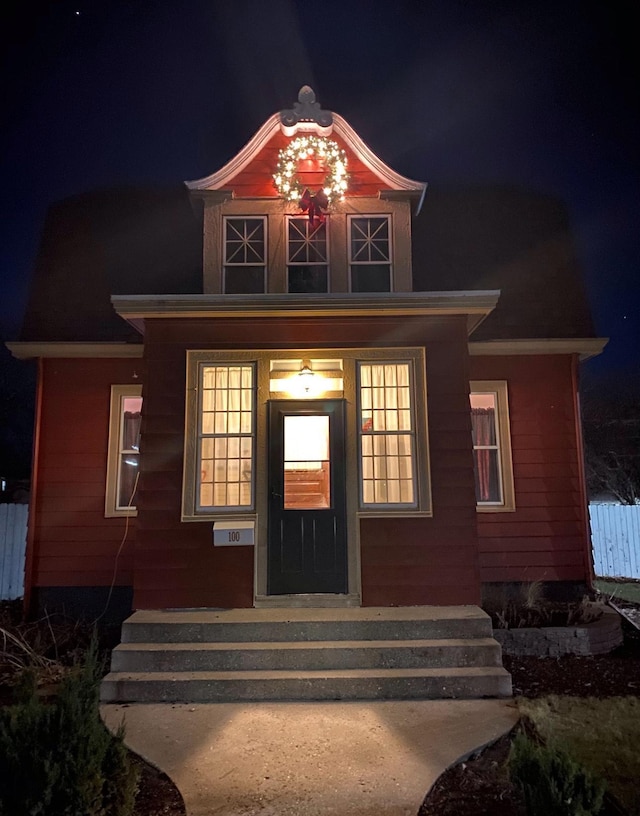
[357,362,417,507]
[198,364,255,511]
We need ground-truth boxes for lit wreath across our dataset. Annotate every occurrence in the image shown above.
[273,136,349,205]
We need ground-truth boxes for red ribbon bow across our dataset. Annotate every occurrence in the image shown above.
[299,188,329,225]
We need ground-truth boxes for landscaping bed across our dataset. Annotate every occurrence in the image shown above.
[3,599,640,815]
[420,615,640,816]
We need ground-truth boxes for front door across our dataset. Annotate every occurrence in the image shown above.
[267,400,347,595]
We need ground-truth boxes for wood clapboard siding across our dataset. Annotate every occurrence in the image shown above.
[359,318,481,606]
[133,314,482,609]
[31,358,140,589]
[469,354,589,584]
[134,327,256,609]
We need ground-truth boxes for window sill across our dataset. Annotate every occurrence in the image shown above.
[357,510,433,519]
[104,508,138,519]
[181,512,257,523]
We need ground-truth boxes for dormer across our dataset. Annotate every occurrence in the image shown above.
[186,87,426,295]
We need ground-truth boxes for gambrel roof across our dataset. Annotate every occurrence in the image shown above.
[18,184,595,344]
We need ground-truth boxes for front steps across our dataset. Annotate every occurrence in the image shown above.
[100,606,512,703]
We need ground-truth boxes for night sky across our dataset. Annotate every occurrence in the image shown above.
[1,0,638,383]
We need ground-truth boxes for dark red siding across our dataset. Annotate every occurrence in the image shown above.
[469,354,590,585]
[360,320,481,605]
[134,315,481,609]
[30,358,140,592]
[228,130,392,198]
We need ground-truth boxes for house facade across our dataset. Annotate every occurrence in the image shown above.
[10,88,606,622]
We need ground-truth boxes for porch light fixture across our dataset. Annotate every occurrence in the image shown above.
[286,361,323,399]
[297,364,315,394]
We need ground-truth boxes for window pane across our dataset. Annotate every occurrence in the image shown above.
[470,393,497,446]
[121,398,141,452]
[224,267,265,294]
[225,218,265,264]
[473,449,502,503]
[118,453,139,508]
[351,265,391,293]
[284,415,331,509]
[288,266,328,293]
[287,219,327,263]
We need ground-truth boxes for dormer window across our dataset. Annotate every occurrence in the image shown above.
[287,217,329,293]
[349,215,392,292]
[223,217,267,294]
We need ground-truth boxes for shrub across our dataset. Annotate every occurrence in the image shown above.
[509,730,606,816]
[0,636,138,816]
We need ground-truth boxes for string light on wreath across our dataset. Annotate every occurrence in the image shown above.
[273,136,349,221]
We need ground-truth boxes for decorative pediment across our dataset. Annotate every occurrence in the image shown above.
[280,86,333,134]
[186,87,426,211]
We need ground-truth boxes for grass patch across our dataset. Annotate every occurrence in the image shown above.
[517,696,640,815]
[595,579,640,604]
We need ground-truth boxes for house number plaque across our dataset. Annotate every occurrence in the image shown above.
[213,520,255,546]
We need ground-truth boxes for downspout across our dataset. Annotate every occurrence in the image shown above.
[571,354,595,590]
[22,357,43,619]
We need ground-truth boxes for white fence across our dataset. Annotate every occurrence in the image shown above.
[590,504,640,580]
[0,503,28,600]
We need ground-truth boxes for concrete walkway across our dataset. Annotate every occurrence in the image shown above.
[102,699,518,815]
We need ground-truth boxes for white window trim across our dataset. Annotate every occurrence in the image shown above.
[196,362,256,513]
[105,384,142,518]
[183,354,258,520]
[356,351,430,515]
[470,380,515,513]
[347,214,393,293]
[285,215,330,292]
[222,215,267,294]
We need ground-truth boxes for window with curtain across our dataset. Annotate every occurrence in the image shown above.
[198,364,255,510]
[223,217,266,294]
[469,381,515,511]
[105,385,142,517]
[357,361,417,507]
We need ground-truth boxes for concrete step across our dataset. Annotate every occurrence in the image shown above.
[102,606,512,703]
[111,637,503,673]
[100,666,513,703]
[120,606,493,643]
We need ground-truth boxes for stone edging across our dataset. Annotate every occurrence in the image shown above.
[493,607,623,657]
